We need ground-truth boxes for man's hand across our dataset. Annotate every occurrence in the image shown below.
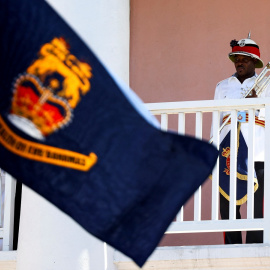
[246,89,257,98]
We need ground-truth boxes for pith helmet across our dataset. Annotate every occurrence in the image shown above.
[228,33,264,68]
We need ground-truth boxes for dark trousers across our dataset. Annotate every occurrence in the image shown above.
[220,162,264,244]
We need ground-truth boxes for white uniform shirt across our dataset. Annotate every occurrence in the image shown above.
[214,74,270,161]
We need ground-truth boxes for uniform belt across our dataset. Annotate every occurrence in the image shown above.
[222,113,265,127]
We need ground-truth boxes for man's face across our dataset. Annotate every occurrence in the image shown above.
[234,55,256,79]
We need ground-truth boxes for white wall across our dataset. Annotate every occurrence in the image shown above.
[16,1,130,270]
[47,0,130,84]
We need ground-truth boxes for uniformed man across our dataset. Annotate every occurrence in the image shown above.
[214,34,270,244]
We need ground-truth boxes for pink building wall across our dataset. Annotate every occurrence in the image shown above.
[130,0,270,246]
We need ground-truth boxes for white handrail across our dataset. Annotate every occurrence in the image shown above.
[147,97,270,244]
[0,97,270,253]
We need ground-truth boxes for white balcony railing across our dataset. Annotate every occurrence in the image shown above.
[1,97,270,270]
[146,97,270,243]
[0,171,16,251]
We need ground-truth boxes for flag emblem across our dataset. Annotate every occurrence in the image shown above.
[221,146,230,175]
[9,37,92,140]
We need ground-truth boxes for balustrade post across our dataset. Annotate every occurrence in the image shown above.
[263,104,270,244]
[2,173,16,251]
[211,110,220,221]
[229,110,238,220]
[247,109,255,219]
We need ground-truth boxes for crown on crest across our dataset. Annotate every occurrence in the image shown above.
[9,37,92,139]
[222,147,230,158]
[10,73,72,137]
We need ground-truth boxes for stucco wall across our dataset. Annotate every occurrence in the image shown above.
[130,0,270,103]
[130,0,270,246]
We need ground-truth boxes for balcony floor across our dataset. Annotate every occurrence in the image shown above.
[114,244,270,270]
[0,251,16,270]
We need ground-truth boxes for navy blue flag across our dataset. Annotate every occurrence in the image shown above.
[0,0,218,267]
[219,125,258,205]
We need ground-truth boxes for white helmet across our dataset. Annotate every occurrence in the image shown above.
[228,34,263,68]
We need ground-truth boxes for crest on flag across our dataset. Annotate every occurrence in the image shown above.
[221,146,230,175]
[9,37,92,140]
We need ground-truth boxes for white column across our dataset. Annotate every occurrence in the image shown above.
[47,0,130,85]
[16,1,130,270]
